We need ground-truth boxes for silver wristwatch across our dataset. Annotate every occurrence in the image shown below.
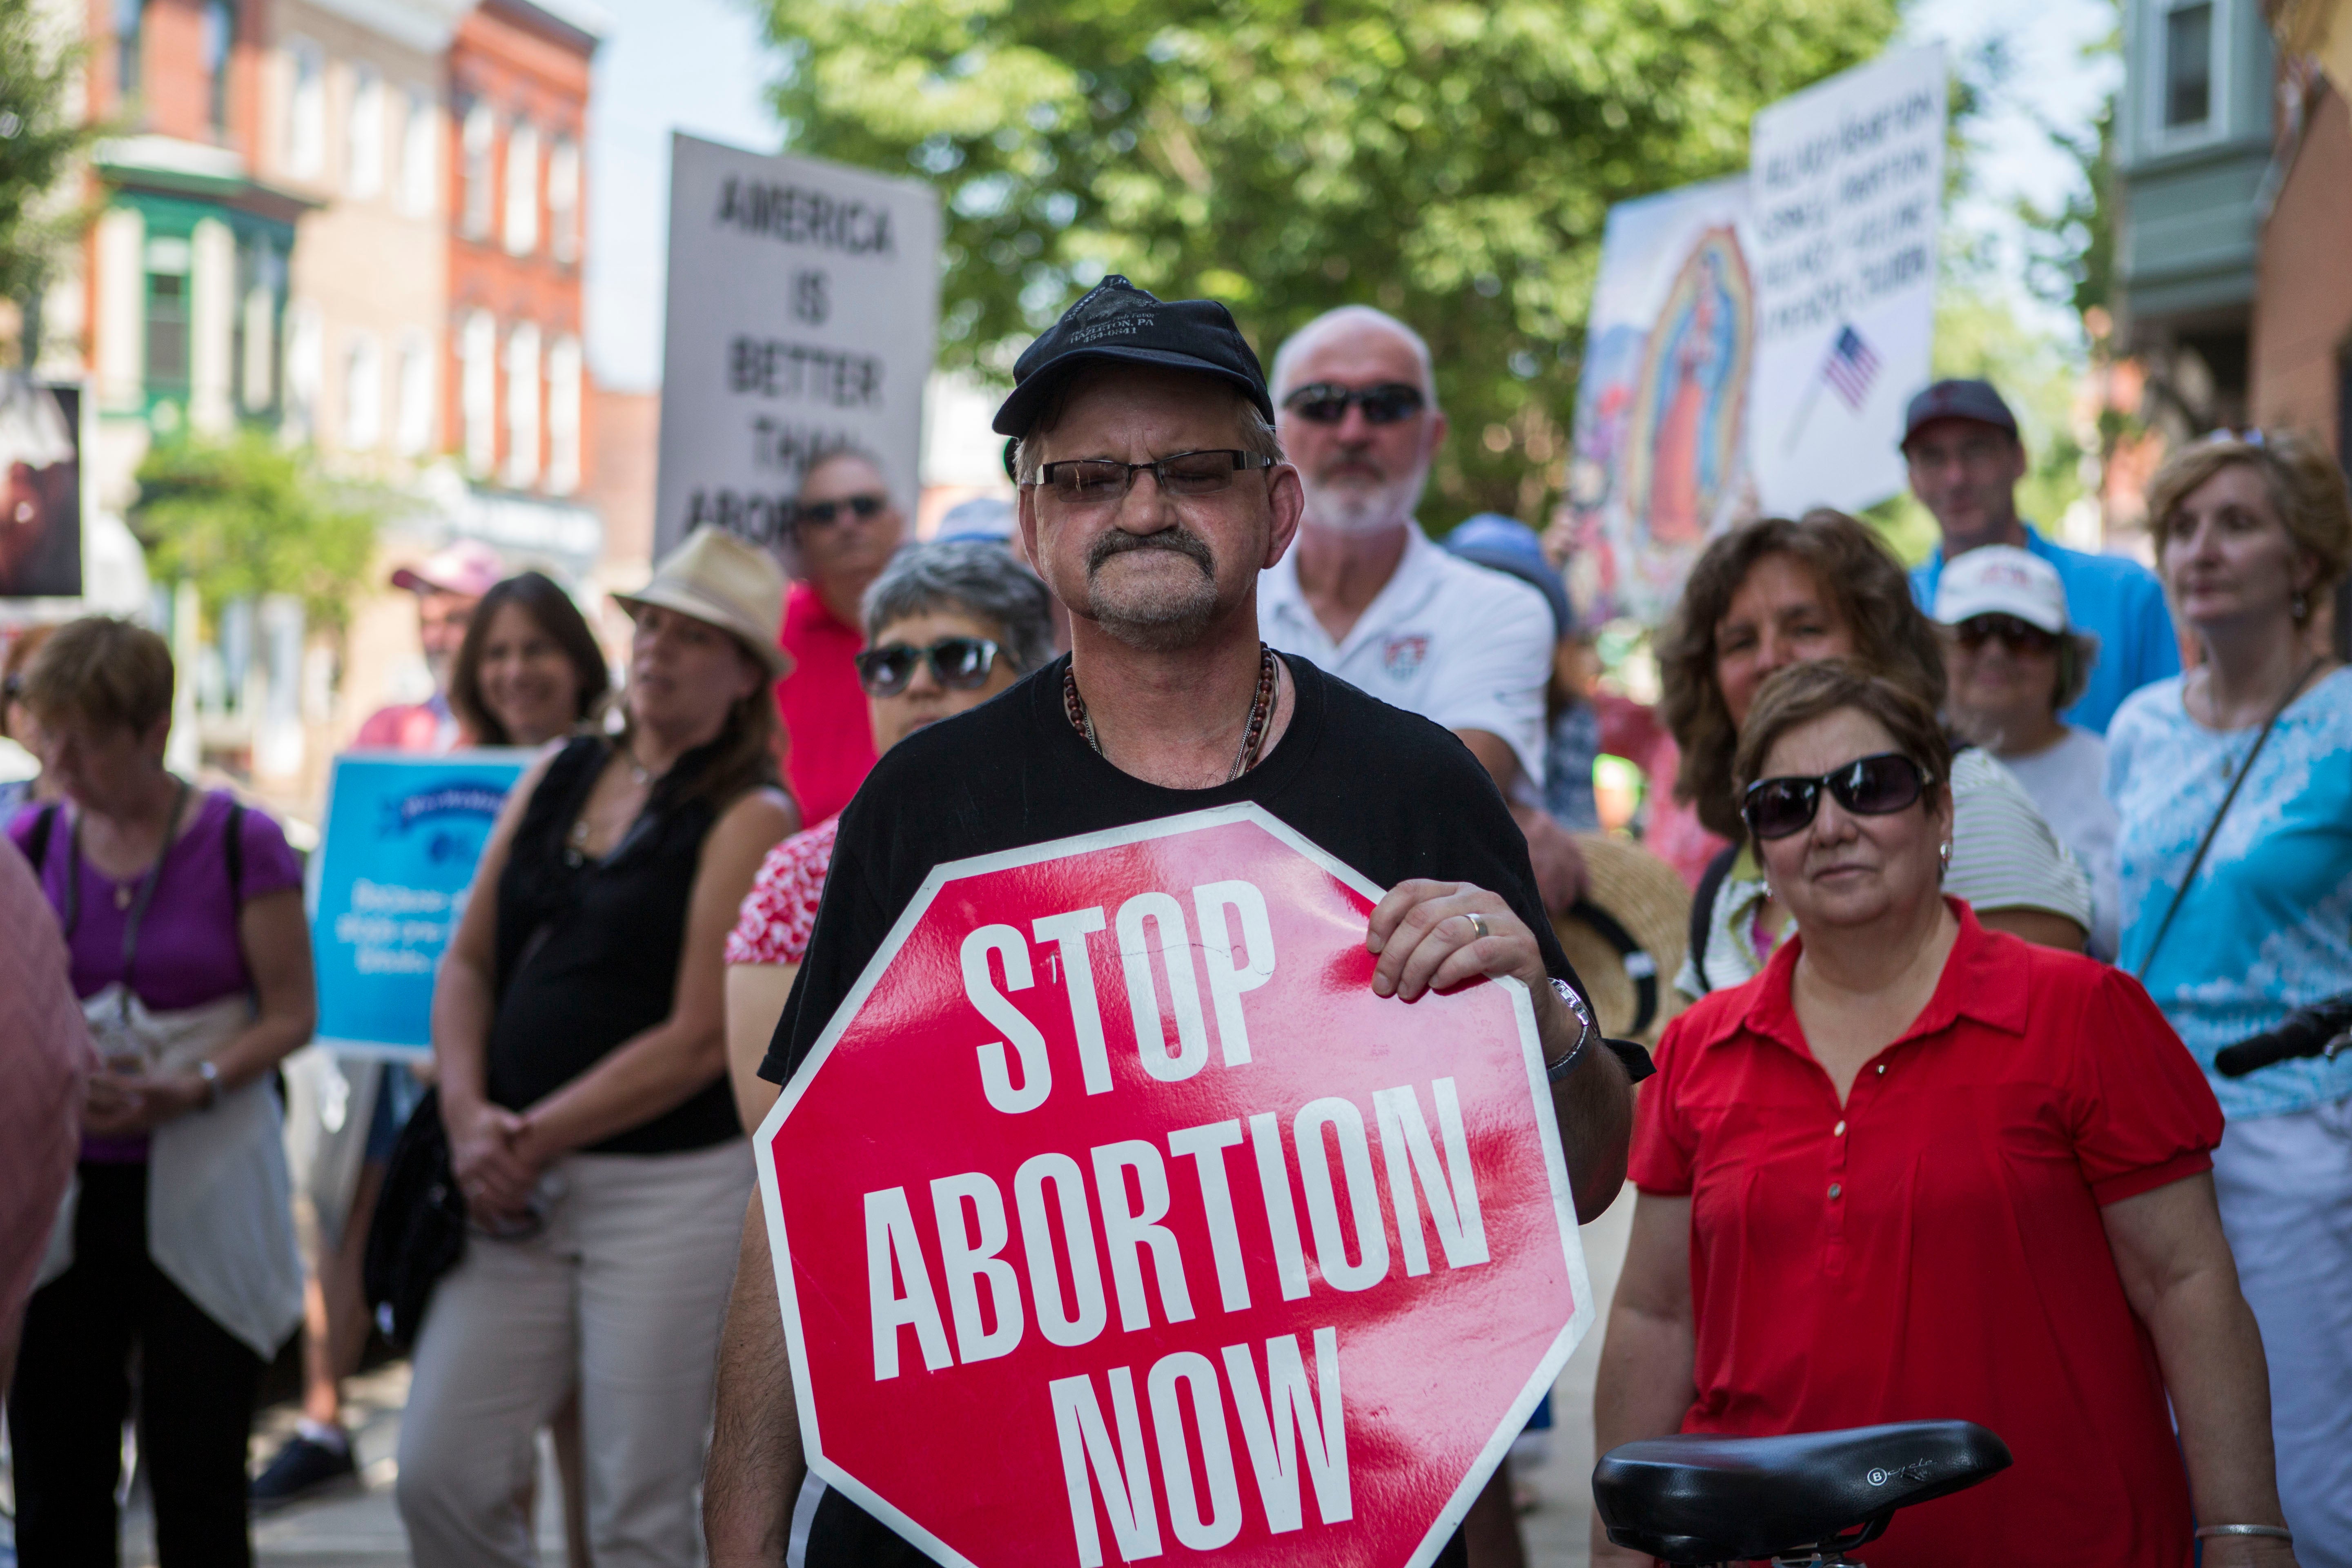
[1545,978,1595,1082]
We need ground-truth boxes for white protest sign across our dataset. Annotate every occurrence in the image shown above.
[655,134,942,557]
[1746,45,1945,517]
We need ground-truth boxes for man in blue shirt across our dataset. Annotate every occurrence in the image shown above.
[1902,379,2180,732]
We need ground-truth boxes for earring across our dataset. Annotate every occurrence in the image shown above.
[1938,840,1953,871]
[2294,591,2310,620]
[1760,878,1775,901]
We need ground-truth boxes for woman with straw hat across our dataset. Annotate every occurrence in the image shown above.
[397,528,797,1568]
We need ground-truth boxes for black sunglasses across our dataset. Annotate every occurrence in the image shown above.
[1033,449,1274,506]
[1281,381,1427,425]
[854,637,1002,697]
[1741,753,1933,842]
[1951,614,2060,656]
[794,493,889,528]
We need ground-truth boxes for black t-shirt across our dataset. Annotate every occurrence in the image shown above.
[760,654,1623,1568]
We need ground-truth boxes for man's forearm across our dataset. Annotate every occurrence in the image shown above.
[706,1197,804,1566]
[1544,993,1633,1222]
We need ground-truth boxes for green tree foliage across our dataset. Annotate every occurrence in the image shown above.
[132,433,385,630]
[0,0,104,353]
[753,0,1901,528]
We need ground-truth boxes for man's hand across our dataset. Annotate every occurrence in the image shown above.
[1367,878,1548,1001]
[1511,802,1587,915]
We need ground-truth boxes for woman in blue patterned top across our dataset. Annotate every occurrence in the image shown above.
[2108,428,2352,1566]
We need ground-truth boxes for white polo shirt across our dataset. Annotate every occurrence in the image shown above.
[1259,524,1554,785]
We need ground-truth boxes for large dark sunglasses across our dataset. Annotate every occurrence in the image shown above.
[854,637,1002,697]
[794,493,889,528]
[1033,449,1274,506]
[1951,614,2059,656]
[1281,381,1426,425]
[1741,753,1933,842]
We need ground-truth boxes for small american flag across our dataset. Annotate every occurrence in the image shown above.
[1821,325,1881,410]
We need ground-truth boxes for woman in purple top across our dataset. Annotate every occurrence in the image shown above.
[6,616,315,1568]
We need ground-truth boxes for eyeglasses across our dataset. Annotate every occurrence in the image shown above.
[1950,614,2059,655]
[1280,381,1427,425]
[1741,753,1933,842]
[854,637,1003,697]
[1031,449,1274,507]
[794,493,889,528]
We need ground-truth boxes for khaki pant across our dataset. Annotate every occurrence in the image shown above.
[395,1138,753,1568]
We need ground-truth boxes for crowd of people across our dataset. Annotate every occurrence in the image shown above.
[0,275,2343,1568]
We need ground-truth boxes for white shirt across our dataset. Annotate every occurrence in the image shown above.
[1998,726,2120,960]
[1259,524,1554,785]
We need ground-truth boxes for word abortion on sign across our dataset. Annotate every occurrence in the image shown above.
[759,806,1594,1568]
[1746,43,1946,517]
[654,134,941,557]
[307,751,528,1058]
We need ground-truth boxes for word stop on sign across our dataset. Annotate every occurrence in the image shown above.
[759,805,1596,1568]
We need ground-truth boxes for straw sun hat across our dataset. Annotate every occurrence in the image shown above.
[1552,834,1693,1046]
[612,527,793,679]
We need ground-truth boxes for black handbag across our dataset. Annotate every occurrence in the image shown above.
[363,1084,468,1350]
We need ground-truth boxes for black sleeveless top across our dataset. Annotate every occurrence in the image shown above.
[486,735,741,1154]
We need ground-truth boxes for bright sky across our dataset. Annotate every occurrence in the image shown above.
[582,0,2119,392]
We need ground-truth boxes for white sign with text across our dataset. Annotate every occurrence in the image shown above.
[654,134,942,557]
[1746,45,1946,517]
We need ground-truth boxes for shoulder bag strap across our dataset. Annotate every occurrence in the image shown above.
[2134,659,2323,981]
[24,800,59,873]
[1687,842,1740,996]
[224,798,246,908]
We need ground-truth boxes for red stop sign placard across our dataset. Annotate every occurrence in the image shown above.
[757,804,1594,1568]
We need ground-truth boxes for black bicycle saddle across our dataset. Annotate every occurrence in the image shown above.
[1591,1420,2011,1564]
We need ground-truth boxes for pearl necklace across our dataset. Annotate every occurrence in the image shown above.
[1065,645,1279,784]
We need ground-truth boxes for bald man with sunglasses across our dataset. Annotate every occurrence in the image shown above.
[775,449,909,823]
[1260,306,1586,915]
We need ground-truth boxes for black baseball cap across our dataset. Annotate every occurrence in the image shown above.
[1901,379,2020,448]
[991,276,1274,447]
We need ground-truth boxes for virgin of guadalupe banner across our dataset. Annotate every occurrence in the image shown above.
[1560,179,1757,625]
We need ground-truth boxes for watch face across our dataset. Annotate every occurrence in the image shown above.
[1551,977,1594,1043]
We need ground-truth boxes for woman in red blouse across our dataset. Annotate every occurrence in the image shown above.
[1594,660,2294,1567]
[722,541,1060,1128]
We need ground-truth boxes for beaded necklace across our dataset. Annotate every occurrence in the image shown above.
[1064,644,1278,784]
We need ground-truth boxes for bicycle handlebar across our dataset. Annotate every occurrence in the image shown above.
[2214,991,2352,1078]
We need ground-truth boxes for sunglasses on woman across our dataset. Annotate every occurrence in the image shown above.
[794,493,889,528]
[1951,614,2059,656]
[1741,753,1933,842]
[1280,381,1427,425]
[854,637,1002,697]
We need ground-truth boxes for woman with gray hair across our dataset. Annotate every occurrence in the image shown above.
[723,539,1057,1126]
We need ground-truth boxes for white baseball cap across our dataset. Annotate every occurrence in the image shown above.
[1933,544,2069,634]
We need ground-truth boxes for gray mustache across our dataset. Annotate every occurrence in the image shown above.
[1087,527,1215,577]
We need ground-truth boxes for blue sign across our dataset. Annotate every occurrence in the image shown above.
[310,750,531,1058]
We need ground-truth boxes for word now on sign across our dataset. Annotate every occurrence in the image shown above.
[759,806,1594,1568]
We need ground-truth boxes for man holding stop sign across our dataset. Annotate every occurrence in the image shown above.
[705,276,1650,1568]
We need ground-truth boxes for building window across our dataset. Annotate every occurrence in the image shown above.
[460,309,497,474]
[2163,2,2215,129]
[285,301,323,439]
[504,322,541,488]
[236,239,283,415]
[396,331,433,455]
[504,121,540,256]
[116,0,145,107]
[202,0,233,132]
[344,332,383,449]
[144,235,193,400]
[286,41,325,177]
[460,103,495,239]
[548,137,581,264]
[547,334,581,495]
[347,65,385,198]
[400,89,436,218]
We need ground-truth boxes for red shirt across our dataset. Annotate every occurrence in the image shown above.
[774,580,876,824]
[1630,902,2221,1566]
